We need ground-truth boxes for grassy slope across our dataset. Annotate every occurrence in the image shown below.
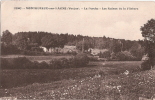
[1,61,155,100]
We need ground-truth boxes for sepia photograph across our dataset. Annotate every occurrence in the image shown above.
[1,1,155,100]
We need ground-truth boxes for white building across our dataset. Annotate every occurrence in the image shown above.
[40,46,48,52]
[88,48,108,56]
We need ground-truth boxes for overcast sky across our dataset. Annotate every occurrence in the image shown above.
[1,1,155,40]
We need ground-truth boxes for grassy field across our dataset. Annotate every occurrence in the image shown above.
[0,61,155,100]
[1,55,73,63]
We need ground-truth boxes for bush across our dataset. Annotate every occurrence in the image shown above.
[98,51,111,58]
[89,56,98,61]
[59,58,70,68]
[141,60,151,70]
[74,53,89,67]
[12,57,33,69]
[1,54,90,69]
[31,47,43,52]
[66,51,77,55]
[40,61,49,69]
[48,53,90,69]
[32,61,40,68]
[1,57,50,69]
[49,59,63,69]
[1,58,10,69]
[31,61,49,69]
[116,51,136,61]
[1,44,20,55]
[1,57,33,69]
[49,58,71,69]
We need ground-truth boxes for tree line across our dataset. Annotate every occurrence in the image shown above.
[2,19,155,62]
[1,30,145,52]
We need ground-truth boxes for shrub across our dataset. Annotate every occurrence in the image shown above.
[89,56,98,61]
[116,51,136,61]
[49,59,62,69]
[31,61,49,69]
[31,47,43,52]
[1,57,51,69]
[32,61,40,68]
[59,58,70,68]
[74,53,89,67]
[48,54,90,69]
[1,44,20,55]
[66,51,77,55]
[12,57,33,69]
[1,54,90,69]
[98,51,111,58]
[141,60,151,70]
[1,58,10,69]
[110,52,117,60]
[39,61,49,69]
[116,52,127,60]
[49,58,71,69]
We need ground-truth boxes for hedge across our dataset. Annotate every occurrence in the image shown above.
[1,53,89,69]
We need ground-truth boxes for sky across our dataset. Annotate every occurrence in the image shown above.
[1,1,155,40]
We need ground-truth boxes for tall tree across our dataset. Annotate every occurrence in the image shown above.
[130,42,144,60]
[41,35,56,50]
[140,19,155,69]
[76,39,93,51]
[14,34,28,50]
[1,30,12,44]
[109,39,122,53]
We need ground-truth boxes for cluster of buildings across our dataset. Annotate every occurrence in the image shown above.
[40,45,77,54]
[40,45,107,56]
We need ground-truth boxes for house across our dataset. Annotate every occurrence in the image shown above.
[48,48,55,53]
[51,47,63,53]
[40,45,78,53]
[40,46,48,52]
[88,48,108,56]
[40,46,62,53]
[62,45,77,53]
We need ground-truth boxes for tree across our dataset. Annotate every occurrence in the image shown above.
[141,19,155,42]
[140,19,155,69]
[130,42,144,60]
[14,34,28,50]
[41,35,56,50]
[1,30,12,44]
[57,34,67,48]
[76,39,92,51]
[109,39,122,53]
[1,43,19,55]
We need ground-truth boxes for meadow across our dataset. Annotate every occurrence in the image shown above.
[1,54,73,63]
[1,60,154,100]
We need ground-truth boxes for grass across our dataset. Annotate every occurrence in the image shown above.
[0,61,141,88]
[1,55,73,63]
[1,61,154,99]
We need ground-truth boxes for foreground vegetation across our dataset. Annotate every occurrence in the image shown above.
[1,71,155,100]
[1,61,150,99]
[1,70,154,100]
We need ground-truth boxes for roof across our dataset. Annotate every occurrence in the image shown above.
[91,49,107,53]
[64,45,76,49]
[90,48,108,55]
